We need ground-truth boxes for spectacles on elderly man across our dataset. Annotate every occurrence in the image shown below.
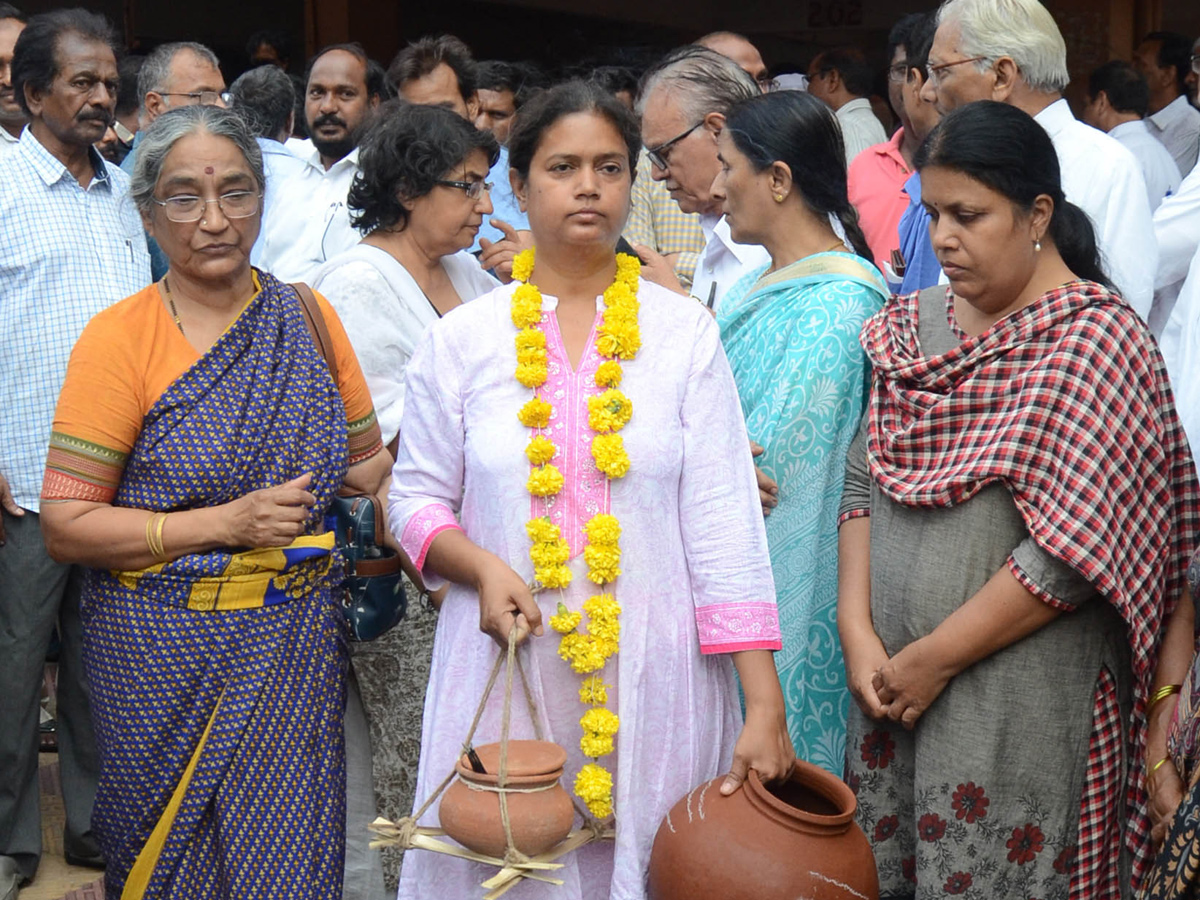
[646,120,705,171]
[159,90,233,107]
[436,179,493,200]
[925,56,990,86]
[152,191,261,223]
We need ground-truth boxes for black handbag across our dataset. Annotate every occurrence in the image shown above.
[294,282,407,641]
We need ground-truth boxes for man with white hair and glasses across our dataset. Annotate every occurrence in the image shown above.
[637,45,770,310]
[922,0,1157,320]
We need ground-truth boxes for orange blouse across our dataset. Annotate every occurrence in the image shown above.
[43,279,382,504]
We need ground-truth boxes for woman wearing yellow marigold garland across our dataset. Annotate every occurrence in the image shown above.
[389,81,794,899]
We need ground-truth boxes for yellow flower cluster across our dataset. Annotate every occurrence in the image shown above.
[587,389,633,434]
[595,360,623,388]
[583,594,620,647]
[525,434,557,466]
[574,763,614,820]
[527,519,572,590]
[515,325,548,387]
[591,433,631,479]
[583,514,621,546]
[511,283,542,329]
[550,604,582,634]
[527,464,565,497]
[584,543,621,585]
[511,247,535,283]
[579,676,609,705]
[558,632,612,674]
[518,397,552,429]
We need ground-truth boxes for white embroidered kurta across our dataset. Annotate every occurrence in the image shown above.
[388,279,781,900]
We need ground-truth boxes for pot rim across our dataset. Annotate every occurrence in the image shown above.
[745,759,857,830]
[453,759,566,788]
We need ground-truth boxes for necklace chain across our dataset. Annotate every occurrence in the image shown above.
[161,276,184,336]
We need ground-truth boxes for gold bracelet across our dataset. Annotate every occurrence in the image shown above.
[1150,684,1183,711]
[153,512,169,562]
[1152,755,1173,775]
[145,513,157,559]
[145,512,168,563]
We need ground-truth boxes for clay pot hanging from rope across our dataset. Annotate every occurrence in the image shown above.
[438,739,576,859]
[647,758,878,900]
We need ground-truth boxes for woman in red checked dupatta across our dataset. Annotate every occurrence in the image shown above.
[837,101,1200,900]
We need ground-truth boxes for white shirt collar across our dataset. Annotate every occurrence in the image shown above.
[838,97,873,115]
[1110,119,1149,140]
[1031,97,1074,137]
[304,145,360,175]
[1149,95,1195,130]
[0,125,21,144]
[712,215,759,265]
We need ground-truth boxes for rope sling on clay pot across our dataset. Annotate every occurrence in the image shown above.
[369,626,616,899]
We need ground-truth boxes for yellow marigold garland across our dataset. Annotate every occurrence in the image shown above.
[511,247,640,821]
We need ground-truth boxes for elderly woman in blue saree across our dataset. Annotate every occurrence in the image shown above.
[712,91,888,774]
[39,106,392,899]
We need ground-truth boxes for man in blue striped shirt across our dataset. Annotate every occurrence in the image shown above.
[0,9,150,896]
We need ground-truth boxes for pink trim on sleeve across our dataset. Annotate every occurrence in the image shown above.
[400,502,463,571]
[696,601,783,655]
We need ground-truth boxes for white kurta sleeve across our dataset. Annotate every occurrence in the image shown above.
[675,311,782,655]
[387,321,466,584]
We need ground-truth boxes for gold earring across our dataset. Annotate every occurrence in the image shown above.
[774,194,785,203]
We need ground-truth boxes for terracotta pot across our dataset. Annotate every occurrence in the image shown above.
[648,759,878,900]
[438,740,576,858]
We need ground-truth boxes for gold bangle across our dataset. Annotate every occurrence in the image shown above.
[1152,755,1173,775]
[1150,684,1183,711]
[145,513,157,559]
[153,512,169,562]
[145,512,168,563]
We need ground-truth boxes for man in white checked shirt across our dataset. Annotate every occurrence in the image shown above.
[0,9,150,897]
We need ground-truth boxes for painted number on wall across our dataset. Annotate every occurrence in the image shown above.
[808,0,864,27]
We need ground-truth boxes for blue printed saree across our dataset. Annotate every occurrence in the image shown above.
[83,272,351,900]
[717,251,887,774]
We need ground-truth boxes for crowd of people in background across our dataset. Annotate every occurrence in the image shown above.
[3,1,1200,899]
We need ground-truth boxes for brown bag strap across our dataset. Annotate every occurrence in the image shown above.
[294,281,402,464]
[292,282,340,386]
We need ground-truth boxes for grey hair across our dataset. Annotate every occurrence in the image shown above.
[137,41,222,116]
[129,105,264,216]
[636,46,758,122]
[229,64,295,140]
[937,0,1069,94]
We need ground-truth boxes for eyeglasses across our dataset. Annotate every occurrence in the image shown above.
[436,179,493,200]
[646,121,704,171]
[1192,53,1200,75]
[925,56,990,86]
[756,74,777,92]
[158,90,233,107]
[152,190,261,222]
[887,62,910,83]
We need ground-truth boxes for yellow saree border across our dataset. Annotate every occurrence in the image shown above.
[750,251,885,294]
[121,695,222,900]
[111,533,336,611]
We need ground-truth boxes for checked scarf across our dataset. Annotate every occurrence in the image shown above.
[860,281,1200,889]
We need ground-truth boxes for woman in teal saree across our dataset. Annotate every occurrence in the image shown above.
[713,91,888,774]
[40,107,393,899]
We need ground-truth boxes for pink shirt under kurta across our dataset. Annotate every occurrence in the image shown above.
[848,127,912,277]
[388,278,780,900]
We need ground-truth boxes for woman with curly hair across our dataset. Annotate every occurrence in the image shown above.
[311,101,501,451]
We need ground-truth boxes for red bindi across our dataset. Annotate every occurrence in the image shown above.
[204,166,214,174]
